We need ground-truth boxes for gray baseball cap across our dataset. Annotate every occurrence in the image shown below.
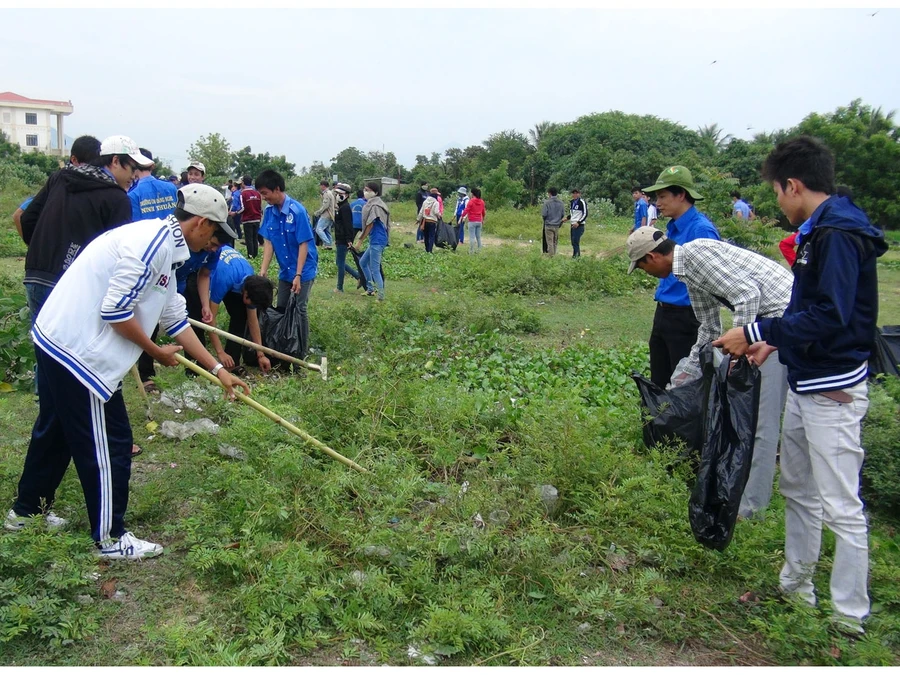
[626,226,668,274]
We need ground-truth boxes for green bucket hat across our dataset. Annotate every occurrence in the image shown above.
[643,165,704,200]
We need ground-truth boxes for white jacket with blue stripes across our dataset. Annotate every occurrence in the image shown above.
[32,215,191,401]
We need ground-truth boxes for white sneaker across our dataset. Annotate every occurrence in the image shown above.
[96,531,163,560]
[5,508,69,531]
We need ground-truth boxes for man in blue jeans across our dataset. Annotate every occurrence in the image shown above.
[313,179,335,249]
[257,169,318,358]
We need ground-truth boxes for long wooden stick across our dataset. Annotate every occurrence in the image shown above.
[187,317,327,380]
[173,354,365,474]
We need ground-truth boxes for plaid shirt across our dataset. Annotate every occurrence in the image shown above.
[672,239,794,380]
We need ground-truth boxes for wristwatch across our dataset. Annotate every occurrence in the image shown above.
[211,363,225,377]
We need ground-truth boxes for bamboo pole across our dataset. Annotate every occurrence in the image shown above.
[173,353,366,474]
[186,317,327,380]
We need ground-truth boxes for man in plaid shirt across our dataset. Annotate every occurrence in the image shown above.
[627,226,793,519]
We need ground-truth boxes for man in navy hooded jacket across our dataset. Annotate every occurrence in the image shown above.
[716,136,887,633]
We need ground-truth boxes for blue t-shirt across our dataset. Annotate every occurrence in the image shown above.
[231,190,242,214]
[128,176,177,222]
[732,199,751,219]
[259,195,318,283]
[633,198,649,230]
[655,206,721,306]
[350,198,365,229]
[176,248,220,294]
[369,217,388,247]
[19,197,33,211]
[209,245,254,304]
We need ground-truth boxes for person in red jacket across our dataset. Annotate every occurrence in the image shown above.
[240,175,264,259]
[459,187,486,253]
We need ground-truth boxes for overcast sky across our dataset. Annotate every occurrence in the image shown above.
[1,7,897,173]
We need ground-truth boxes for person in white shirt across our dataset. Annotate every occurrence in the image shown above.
[6,184,248,560]
[645,192,658,227]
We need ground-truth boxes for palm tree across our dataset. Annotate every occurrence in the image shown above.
[528,121,558,149]
[697,123,733,153]
[867,105,896,137]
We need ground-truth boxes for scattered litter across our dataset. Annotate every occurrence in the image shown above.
[350,570,368,585]
[488,510,510,524]
[170,463,178,468]
[146,435,155,442]
[112,590,127,602]
[407,644,438,666]
[538,484,559,515]
[76,594,93,605]
[577,622,592,633]
[458,481,469,498]
[362,545,392,558]
[472,513,485,529]
[160,418,220,440]
[158,382,218,411]
[651,597,664,608]
[218,444,247,461]
[145,421,158,433]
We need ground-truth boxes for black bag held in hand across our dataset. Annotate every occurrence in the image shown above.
[689,353,761,551]
[245,294,304,368]
[631,344,716,455]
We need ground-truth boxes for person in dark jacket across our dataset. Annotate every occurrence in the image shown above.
[15,135,101,231]
[715,136,888,634]
[564,188,588,258]
[332,182,361,292]
[21,135,150,324]
[414,182,429,242]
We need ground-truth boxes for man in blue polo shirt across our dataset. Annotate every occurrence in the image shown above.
[128,149,177,222]
[130,148,178,389]
[206,246,272,373]
[731,190,752,220]
[256,169,318,359]
[641,166,720,388]
[632,186,649,230]
[176,234,222,354]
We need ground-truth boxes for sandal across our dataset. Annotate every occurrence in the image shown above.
[131,444,143,457]
[142,381,160,395]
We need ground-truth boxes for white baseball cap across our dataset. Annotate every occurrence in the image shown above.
[626,226,668,274]
[188,161,207,174]
[99,135,154,168]
[177,184,236,238]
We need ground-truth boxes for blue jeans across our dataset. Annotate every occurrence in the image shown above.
[468,222,483,253]
[457,219,465,243]
[25,282,54,395]
[359,243,385,299]
[335,243,360,291]
[570,224,584,258]
[25,281,54,328]
[316,217,333,247]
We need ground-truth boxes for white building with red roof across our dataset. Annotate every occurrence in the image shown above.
[0,91,73,156]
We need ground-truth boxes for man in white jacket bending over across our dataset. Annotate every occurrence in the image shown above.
[6,184,249,560]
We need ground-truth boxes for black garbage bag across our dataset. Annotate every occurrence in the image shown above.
[631,344,716,455]
[689,353,761,551]
[253,293,304,364]
[870,326,900,379]
[436,218,458,250]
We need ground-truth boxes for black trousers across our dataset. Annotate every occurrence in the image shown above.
[648,303,700,389]
[243,220,260,258]
[222,291,248,366]
[137,326,160,383]
[15,348,133,543]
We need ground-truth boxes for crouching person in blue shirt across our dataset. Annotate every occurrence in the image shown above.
[256,169,318,360]
[206,245,274,373]
[716,136,888,634]
[6,185,249,559]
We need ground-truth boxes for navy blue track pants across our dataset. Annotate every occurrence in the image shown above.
[13,346,133,543]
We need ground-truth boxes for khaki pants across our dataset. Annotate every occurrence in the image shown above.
[544,226,560,255]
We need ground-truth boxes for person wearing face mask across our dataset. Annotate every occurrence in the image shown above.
[332,183,361,292]
[355,182,390,300]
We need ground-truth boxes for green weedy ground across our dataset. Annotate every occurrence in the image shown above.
[1,192,899,665]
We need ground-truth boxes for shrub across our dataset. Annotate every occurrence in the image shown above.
[0,291,35,390]
[862,377,900,517]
